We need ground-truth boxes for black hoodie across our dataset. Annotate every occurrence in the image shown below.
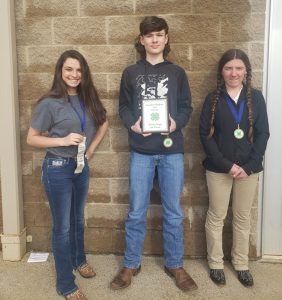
[119,59,193,154]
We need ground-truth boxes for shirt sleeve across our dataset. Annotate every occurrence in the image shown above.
[31,99,53,132]
[241,90,270,175]
[119,69,137,130]
[199,94,233,173]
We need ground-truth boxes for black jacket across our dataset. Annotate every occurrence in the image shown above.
[119,59,192,154]
[199,86,269,175]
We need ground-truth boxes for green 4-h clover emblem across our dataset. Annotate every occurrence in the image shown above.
[150,112,159,121]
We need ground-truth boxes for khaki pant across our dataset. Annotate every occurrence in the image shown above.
[205,171,259,271]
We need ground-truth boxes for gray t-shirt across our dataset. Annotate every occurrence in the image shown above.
[31,96,97,157]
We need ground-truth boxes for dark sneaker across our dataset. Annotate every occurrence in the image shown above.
[210,269,226,285]
[237,270,254,287]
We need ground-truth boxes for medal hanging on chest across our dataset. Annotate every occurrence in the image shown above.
[234,124,244,139]
[225,93,245,140]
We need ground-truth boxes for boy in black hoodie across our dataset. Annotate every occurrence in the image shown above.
[110,16,197,292]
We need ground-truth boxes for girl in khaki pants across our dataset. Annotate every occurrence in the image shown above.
[199,49,269,287]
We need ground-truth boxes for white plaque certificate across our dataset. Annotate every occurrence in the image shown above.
[142,98,169,133]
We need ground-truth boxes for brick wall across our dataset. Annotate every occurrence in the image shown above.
[14,0,266,257]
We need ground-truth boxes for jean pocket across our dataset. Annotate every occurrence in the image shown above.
[47,158,69,169]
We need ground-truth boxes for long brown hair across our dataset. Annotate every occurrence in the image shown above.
[208,49,253,143]
[134,16,171,59]
[39,50,106,126]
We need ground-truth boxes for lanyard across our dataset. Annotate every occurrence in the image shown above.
[68,96,86,132]
[224,93,244,125]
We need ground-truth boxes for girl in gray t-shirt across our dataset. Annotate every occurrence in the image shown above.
[27,50,108,300]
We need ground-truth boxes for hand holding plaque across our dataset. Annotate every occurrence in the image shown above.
[141,98,169,133]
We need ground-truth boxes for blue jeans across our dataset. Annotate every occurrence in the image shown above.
[42,156,89,296]
[124,151,184,269]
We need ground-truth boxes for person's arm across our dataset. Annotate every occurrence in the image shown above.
[119,69,137,130]
[241,91,270,175]
[85,119,109,160]
[26,127,84,148]
[199,94,233,173]
[173,69,193,130]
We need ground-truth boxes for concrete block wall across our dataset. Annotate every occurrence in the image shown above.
[11,0,266,257]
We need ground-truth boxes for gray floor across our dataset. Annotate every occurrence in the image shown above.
[0,252,282,300]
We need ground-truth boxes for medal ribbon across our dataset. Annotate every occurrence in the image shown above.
[68,96,86,132]
[224,93,244,126]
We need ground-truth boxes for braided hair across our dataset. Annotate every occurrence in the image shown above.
[208,49,254,143]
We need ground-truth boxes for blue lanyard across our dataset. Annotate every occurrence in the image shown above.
[224,93,244,125]
[68,96,86,132]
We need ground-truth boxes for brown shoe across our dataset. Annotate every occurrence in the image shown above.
[110,266,141,290]
[65,289,88,300]
[165,266,198,291]
[77,263,96,278]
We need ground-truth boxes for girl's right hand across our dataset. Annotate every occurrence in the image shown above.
[62,133,84,146]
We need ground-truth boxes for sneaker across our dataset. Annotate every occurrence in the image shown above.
[210,269,226,285]
[237,270,254,287]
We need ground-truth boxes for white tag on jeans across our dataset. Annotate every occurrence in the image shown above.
[74,136,86,174]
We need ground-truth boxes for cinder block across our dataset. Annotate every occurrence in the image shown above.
[221,14,265,42]
[252,71,263,89]
[112,229,125,253]
[110,178,129,204]
[86,203,128,228]
[166,15,220,43]
[24,202,51,226]
[25,0,77,17]
[81,45,136,73]
[22,175,46,203]
[80,0,133,16]
[168,44,191,71]
[18,73,53,101]
[184,231,207,257]
[54,17,106,45]
[143,229,163,255]
[16,17,52,46]
[19,101,33,131]
[136,0,191,14]
[250,43,265,70]
[110,127,129,152]
[89,152,129,178]
[184,127,203,153]
[108,74,122,100]
[92,74,108,99]
[108,16,141,44]
[26,227,52,252]
[87,178,110,203]
[85,227,113,253]
[183,205,207,232]
[21,151,33,176]
[27,46,78,73]
[16,46,27,73]
[194,0,252,13]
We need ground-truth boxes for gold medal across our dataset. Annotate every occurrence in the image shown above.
[234,125,244,139]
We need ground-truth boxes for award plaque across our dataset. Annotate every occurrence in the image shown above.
[142,98,169,133]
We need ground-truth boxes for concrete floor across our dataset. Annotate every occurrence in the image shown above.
[0,253,282,300]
